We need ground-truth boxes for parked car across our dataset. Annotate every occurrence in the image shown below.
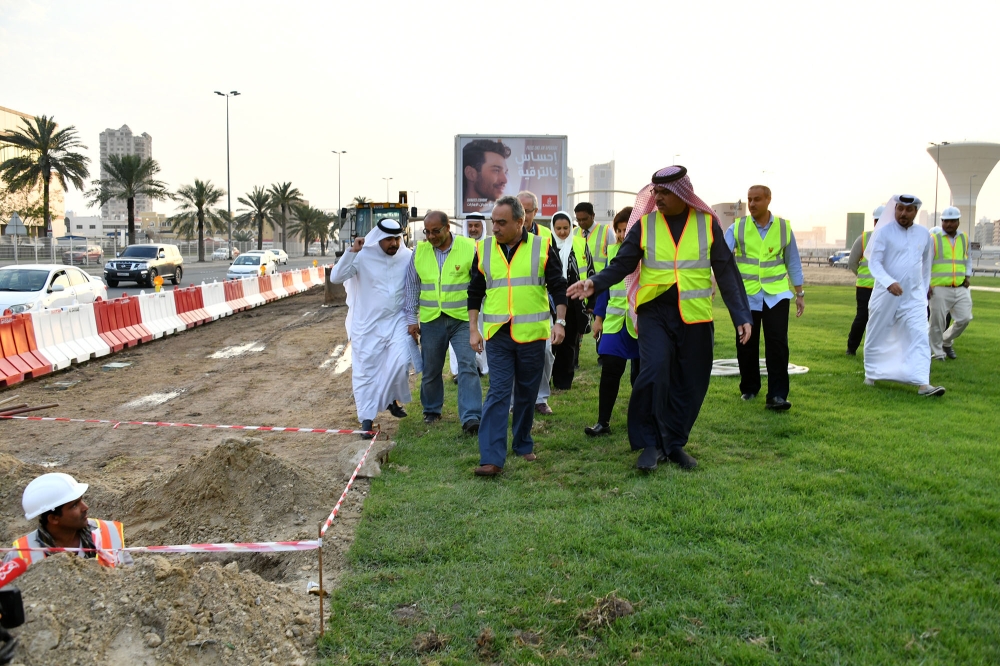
[268,248,288,265]
[211,246,240,261]
[226,253,276,280]
[828,250,851,267]
[104,244,184,288]
[62,245,104,265]
[0,264,108,313]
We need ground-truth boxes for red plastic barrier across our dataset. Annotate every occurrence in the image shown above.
[94,298,139,348]
[282,272,295,293]
[258,275,276,302]
[174,287,211,327]
[0,313,52,386]
[118,297,153,343]
[224,280,249,312]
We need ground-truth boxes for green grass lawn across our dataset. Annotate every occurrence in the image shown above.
[319,285,1000,665]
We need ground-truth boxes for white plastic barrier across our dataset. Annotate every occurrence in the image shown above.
[242,276,266,307]
[270,273,289,299]
[52,306,96,363]
[66,303,112,359]
[29,309,73,370]
[137,291,181,338]
[291,270,307,293]
[200,281,233,320]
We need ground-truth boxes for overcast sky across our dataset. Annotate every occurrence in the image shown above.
[3,0,999,238]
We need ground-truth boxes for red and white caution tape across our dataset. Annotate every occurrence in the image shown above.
[0,414,376,436]
[0,540,320,555]
[322,436,377,536]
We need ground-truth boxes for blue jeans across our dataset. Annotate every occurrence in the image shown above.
[479,326,546,468]
[420,315,482,425]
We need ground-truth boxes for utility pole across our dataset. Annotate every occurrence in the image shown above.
[215,90,240,258]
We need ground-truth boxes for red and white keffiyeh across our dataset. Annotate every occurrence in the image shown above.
[624,166,719,309]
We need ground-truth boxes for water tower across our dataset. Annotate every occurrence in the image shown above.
[927,142,1000,227]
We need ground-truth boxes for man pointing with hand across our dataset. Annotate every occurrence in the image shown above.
[569,166,752,472]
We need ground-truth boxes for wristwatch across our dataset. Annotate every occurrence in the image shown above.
[795,290,805,297]
[554,319,566,326]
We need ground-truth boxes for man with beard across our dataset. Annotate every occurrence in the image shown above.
[463,139,510,212]
[329,218,419,437]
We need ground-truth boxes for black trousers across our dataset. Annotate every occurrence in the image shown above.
[627,307,714,453]
[597,355,640,425]
[847,287,872,353]
[552,312,581,390]
[736,299,790,400]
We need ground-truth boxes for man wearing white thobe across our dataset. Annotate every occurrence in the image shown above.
[329,219,418,436]
[863,195,945,396]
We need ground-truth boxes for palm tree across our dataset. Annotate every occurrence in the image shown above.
[352,196,371,206]
[268,182,303,253]
[236,185,274,251]
[169,179,226,262]
[289,204,331,256]
[0,115,90,237]
[86,154,170,245]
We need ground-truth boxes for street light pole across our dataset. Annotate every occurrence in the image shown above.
[215,90,240,258]
[382,177,393,202]
[331,151,346,217]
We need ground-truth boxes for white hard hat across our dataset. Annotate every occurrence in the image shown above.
[873,205,885,218]
[22,473,88,520]
[941,206,961,220]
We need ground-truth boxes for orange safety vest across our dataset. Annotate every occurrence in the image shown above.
[11,519,125,568]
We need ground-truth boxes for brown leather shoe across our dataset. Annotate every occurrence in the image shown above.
[521,453,537,462]
[534,403,553,415]
[474,464,502,476]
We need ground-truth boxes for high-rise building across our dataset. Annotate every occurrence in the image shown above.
[846,212,865,247]
[589,160,615,221]
[974,219,994,246]
[566,167,576,212]
[1,104,65,235]
[98,125,153,220]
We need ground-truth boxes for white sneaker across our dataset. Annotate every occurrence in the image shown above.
[864,378,875,386]
[918,385,946,397]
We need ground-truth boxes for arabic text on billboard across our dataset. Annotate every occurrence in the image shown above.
[456,135,566,217]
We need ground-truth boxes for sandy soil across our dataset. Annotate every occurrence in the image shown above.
[0,286,402,665]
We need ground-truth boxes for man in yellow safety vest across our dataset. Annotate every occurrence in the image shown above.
[928,206,973,360]
[570,166,752,472]
[4,473,131,568]
[468,195,568,476]
[846,205,884,355]
[725,185,805,411]
[404,211,482,434]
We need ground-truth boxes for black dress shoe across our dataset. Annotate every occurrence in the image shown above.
[845,349,857,356]
[360,419,374,440]
[765,396,792,411]
[462,419,480,435]
[636,447,660,471]
[423,413,441,424]
[584,423,612,437]
[387,402,408,418]
[741,392,757,401]
[943,346,957,359]
[667,448,698,469]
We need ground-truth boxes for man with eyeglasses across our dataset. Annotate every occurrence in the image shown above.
[404,211,483,434]
[517,190,556,414]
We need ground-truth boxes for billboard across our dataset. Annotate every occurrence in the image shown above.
[455,135,567,217]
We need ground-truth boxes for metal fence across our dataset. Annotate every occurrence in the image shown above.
[0,236,339,266]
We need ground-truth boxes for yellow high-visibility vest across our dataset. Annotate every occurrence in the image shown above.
[12,518,125,568]
[732,216,792,295]
[414,236,475,323]
[931,231,969,287]
[636,209,714,323]
[530,223,553,242]
[478,233,551,342]
[602,243,636,338]
[856,231,874,288]
[583,223,610,271]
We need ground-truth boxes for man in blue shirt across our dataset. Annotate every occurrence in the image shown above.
[724,185,805,411]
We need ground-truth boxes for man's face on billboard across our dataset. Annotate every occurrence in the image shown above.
[467,152,508,201]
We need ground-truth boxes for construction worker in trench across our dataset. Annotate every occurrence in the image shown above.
[4,473,132,568]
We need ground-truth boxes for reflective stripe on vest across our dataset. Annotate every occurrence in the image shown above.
[856,231,874,288]
[478,233,551,342]
[931,232,969,287]
[733,216,791,295]
[602,243,636,337]
[11,519,125,568]
[636,209,714,323]
[415,236,475,322]
[584,224,609,271]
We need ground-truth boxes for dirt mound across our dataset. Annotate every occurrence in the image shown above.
[121,438,335,547]
[9,552,317,665]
